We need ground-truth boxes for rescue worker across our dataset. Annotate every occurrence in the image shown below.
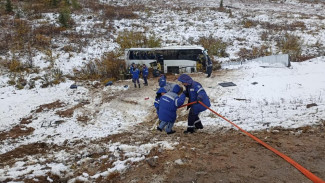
[159,74,166,87]
[204,50,213,78]
[129,63,135,75]
[177,74,211,133]
[157,84,186,134]
[142,64,149,86]
[206,56,213,78]
[131,64,140,88]
[154,87,167,115]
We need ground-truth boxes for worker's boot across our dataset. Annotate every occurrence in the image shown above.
[167,130,176,135]
[134,83,137,88]
[195,121,203,129]
[138,84,140,88]
[183,127,195,134]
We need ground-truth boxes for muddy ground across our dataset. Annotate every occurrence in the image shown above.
[106,121,325,183]
[1,120,324,183]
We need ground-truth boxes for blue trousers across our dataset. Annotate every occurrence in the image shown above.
[207,66,212,77]
[158,121,174,133]
[143,76,148,84]
[132,78,139,84]
[188,108,203,129]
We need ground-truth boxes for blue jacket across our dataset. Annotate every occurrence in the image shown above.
[178,74,211,114]
[159,75,166,87]
[154,87,167,115]
[131,68,140,79]
[158,85,186,123]
[142,67,149,77]
[129,65,134,74]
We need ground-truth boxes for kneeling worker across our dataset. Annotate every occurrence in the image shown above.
[157,84,185,134]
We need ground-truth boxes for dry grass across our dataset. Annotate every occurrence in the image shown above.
[116,30,162,52]
[276,33,303,62]
[237,45,272,60]
[197,35,229,57]
[78,51,126,80]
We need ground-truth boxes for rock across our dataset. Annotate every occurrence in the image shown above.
[174,159,184,165]
[146,157,157,167]
[105,81,113,86]
[271,130,280,133]
[70,84,77,89]
[306,103,317,108]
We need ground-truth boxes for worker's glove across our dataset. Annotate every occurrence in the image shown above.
[196,97,203,104]
[186,101,191,110]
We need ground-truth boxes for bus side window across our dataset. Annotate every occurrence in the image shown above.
[135,52,139,59]
[148,52,155,59]
[129,51,134,59]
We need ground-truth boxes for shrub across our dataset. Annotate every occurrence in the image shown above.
[276,33,302,62]
[78,51,126,80]
[212,60,222,71]
[7,75,16,86]
[103,5,139,20]
[242,19,257,28]
[41,73,51,88]
[9,59,23,72]
[16,75,27,89]
[289,21,306,31]
[197,35,229,57]
[58,5,72,28]
[52,68,65,84]
[50,0,60,7]
[28,79,36,89]
[13,19,31,50]
[39,68,65,88]
[116,31,161,52]
[5,0,13,13]
[97,52,125,79]
[237,45,272,60]
[35,34,51,48]
[71,0,81,10]
[260,31,269,41]
[33,25,63,36]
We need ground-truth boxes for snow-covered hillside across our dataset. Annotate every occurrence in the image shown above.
[1,0,325,182]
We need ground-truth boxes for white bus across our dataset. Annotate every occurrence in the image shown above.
[124,46,211,75]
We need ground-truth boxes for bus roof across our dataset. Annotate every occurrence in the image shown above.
[127,46,205,51]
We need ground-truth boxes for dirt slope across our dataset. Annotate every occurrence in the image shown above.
[108,121,325,183]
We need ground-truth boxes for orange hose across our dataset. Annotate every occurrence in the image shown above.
[197,101,324,183]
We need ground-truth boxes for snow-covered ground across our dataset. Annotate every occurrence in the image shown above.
[1,0,325,182]
[192,57,325,131]
[1,57,325,181]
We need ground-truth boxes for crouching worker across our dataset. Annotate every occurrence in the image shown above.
[154,87,167,115]
[178,74,211,134]
[157,84,185,134]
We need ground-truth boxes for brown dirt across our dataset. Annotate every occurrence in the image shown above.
[0,116,35,141]
[55,100,90,118]
[33,100,65,113]
[106,121,325,183]
[1,122,324,182]
[0,143,48,167]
